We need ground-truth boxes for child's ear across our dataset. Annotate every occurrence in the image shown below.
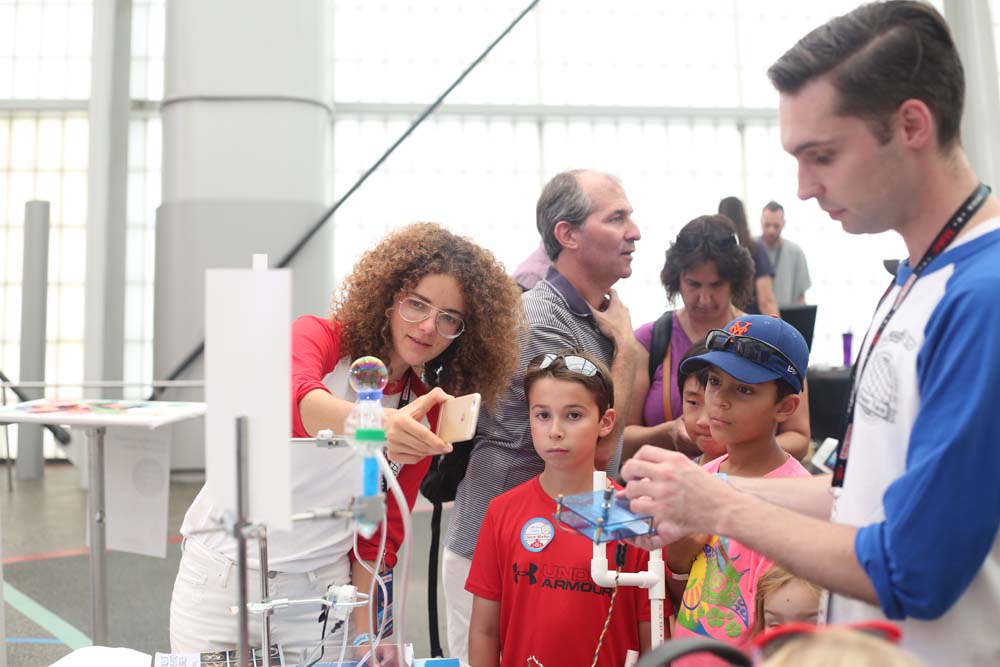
[599,407,617,438]
[773,394,801,423]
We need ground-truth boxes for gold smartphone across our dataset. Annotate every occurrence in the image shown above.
[435,393,481,444]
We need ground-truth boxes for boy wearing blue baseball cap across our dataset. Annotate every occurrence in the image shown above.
[665,315,813,665]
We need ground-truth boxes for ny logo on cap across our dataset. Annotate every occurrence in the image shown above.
[727,321,752,336]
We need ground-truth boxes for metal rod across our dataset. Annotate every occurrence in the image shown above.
[87,426,108,645]
[2,384,12,492]
[258,526,272,667]
[235,416,251,667]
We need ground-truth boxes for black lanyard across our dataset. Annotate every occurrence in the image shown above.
[832,183,990,487]
[382,372,413,487]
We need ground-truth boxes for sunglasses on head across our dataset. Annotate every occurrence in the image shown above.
[674,230,739,253]
[530,353,613,408]
[705,329,802,381]
[752,620,902,661]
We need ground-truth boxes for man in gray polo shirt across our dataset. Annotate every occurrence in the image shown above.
[442,169,642,662]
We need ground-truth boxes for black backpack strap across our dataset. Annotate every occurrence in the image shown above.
[427,499,444,657]
[648,310,674,383]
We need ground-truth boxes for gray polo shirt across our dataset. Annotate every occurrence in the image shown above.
[445,266,622,560]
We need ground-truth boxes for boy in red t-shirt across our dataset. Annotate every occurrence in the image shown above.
[467,351,669,667]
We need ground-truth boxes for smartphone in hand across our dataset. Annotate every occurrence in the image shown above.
[435,393,481,444]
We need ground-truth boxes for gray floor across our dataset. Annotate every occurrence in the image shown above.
[1,462,449,666]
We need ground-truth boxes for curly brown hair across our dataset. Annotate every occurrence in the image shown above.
[660,215,755,309]
[331,222,522,408]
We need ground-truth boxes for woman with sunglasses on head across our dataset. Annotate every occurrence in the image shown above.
[170,222,521,664]
[622,215,810,463]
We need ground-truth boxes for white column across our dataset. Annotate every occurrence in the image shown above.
[84,0,131,400]
[945,0,1000,188]
[16,201,49,479]
[156,0,333,468]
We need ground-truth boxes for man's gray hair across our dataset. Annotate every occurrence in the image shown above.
[536,170,593,261]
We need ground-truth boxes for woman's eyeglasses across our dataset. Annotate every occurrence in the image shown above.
[752,620,902,661]
[530,353,613,407]
[705,329,803,381]
[397,296,465,339]
[674,230,739,252]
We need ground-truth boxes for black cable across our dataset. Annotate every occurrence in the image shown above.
[305,615,345,667]
[151,0,541,400]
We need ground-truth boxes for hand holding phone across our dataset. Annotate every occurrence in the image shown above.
[435,393,481,444]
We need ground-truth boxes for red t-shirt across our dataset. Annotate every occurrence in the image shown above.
[290,314,436,569]
[466,476,671,666]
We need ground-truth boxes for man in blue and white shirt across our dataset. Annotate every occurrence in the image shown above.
[622,4,1000,666]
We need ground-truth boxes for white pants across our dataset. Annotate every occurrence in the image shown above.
[442,547,474,666]
[170,538,351,665]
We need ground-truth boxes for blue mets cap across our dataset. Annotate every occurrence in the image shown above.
[679,314,809,393]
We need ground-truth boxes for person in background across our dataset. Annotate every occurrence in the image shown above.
[719,195,779,316]
[676,342,727,465]
[623,216,811,463]
[170,223,521,664]
[758,201,812,306]
[511,241,550,291]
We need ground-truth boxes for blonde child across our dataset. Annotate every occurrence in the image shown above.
[751,564,821,636]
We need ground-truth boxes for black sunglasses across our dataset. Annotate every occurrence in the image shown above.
[705,329,802,381]
[529,353,614,408]
[674,230,739,252]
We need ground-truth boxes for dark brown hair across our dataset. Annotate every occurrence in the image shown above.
[523,349,614,415]
[661,215,755,309]
[332,222,522,409]
[718,196,752,248]
[767,1,964,150]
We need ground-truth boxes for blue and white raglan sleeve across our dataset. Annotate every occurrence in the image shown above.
[854,276,1000,620]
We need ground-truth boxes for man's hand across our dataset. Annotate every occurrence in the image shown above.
[384,387,453,464]
[589,289,636,348]
[620,445,737,544]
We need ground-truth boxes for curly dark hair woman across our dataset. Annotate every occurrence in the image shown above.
[171,223,523,663]
[333,222,521,408]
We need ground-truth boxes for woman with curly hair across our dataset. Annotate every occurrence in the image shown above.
[622,215,810,462]
[170,222,522,663]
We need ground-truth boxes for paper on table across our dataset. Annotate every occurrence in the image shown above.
[105,426,172,558]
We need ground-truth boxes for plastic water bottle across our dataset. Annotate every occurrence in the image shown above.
[346,356,388,537]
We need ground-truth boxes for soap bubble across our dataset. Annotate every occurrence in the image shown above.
[348,356,388,393]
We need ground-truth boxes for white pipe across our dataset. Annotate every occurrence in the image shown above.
[647,549,667,648]
[587,471,667,648]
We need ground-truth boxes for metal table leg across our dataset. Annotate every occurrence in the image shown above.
[86,426,108,645]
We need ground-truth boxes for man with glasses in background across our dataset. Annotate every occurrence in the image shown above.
[443,169,643,664]
[622,3,1000,665]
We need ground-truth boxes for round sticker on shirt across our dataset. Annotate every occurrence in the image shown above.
[520,517,555,553]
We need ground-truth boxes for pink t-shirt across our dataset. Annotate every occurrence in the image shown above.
[672,454,811,667]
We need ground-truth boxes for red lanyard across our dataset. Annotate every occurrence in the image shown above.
[832,183,990,487]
